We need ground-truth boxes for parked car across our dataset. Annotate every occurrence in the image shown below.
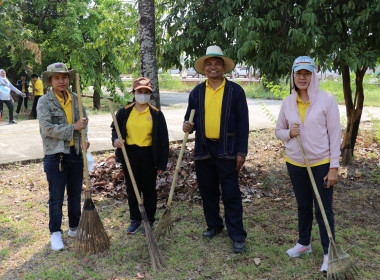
[316,70,341,80]
[170,68,180,75]
[186,67,199,77]
[235,67,249,78]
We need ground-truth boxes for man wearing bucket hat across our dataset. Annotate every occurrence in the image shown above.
[183,46,249,253]
[37,62,90,251]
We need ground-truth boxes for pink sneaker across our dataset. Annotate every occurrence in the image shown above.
[286,242,312,257]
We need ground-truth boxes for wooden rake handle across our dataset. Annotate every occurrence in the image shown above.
[296,135,334,240]
[167,109,195,208]
[108,100,143,205]
[75,73,90,191]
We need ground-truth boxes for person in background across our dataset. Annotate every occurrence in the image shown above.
[275,56,341,274]
[15,72,30,116]
[111,77,169,236]
[37,62,89,251]
[0,69,26,124]
[182,45,249,253]
[31,73,44,119]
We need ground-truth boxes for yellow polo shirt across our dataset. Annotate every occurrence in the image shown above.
[34,79,43,96]
[126,106,153,146]
[205,79,225,139]
[55,90,74,146]
[285,94,330,167]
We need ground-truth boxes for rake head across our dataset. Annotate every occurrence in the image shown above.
[139,204,165,271]
[155,207,180,241]
[327,241,359,280]
[75,195,110,255]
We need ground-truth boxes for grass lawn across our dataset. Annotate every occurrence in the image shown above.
[0,127,379,280]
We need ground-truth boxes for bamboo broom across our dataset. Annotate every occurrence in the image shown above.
[155,109,195,240]
[297,136,358,279]
[75,73,110,255]
[108,99,164,271]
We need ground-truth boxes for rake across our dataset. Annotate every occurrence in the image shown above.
[297,136,358,279]
[108,99,164,271]
[155,109,195,240]
[75,73,110,255]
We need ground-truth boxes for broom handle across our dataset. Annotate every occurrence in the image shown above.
[167,109,195,208]
[296,136,334,240]
[108,100,143,205]
[75,73,90,192]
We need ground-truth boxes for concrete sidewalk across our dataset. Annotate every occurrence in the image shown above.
[1,92,379,165]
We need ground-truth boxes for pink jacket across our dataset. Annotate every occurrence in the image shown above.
[275,70,341,168]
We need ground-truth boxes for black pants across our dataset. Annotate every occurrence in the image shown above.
[122,145,157,222]
[195,140,247,242]
[0,100,14,122]
[286,162,335,254]
[16,93,29,114]
[32,95,41,119]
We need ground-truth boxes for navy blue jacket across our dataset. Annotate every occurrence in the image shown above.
[111,103,169,170]
[184,78,249,160]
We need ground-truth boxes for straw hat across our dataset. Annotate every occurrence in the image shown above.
[193,45,235,75]
[41,62,77,86]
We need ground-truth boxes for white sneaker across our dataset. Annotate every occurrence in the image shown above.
[320,254,328,273]
[286,242,312,257]
[51,231,64,251]
[68,228,77,237]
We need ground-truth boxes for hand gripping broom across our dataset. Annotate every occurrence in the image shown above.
[75,74,110,255]
[155,109,195,240]
[108,100,164,271]
[297,136,358,279]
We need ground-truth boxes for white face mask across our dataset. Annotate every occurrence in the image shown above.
[135,93,150,104]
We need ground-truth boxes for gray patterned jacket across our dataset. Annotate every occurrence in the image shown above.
[37,89,88,155]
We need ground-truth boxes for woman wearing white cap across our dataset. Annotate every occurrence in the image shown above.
[275,56,341,273]
[0,69,26,124]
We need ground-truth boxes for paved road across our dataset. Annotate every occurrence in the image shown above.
[0,92,379,165]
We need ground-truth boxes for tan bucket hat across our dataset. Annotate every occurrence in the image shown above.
[193,45,235,75]
[42,62,77,86]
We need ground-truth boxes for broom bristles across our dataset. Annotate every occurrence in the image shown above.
[155,207,181,241]
[327,241,358,280]
[139,204,165,271]
[76,196,110,255]
[155,208,172,240]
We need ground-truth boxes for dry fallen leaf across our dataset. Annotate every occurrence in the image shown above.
[254,258,261,266]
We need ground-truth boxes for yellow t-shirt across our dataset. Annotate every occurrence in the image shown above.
[126,106,153,146]
[285,94,330,167]
[205,79,225,139]
[34,79,44,96]
[22,84,25,93]
[55,90,74,146]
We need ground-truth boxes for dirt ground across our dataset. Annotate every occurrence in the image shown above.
[0,127,379,279]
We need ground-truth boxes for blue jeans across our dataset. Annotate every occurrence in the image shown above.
[44,147,83,233]
[286,162,335,254]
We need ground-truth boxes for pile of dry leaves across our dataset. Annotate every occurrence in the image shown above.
[88,142,277,205]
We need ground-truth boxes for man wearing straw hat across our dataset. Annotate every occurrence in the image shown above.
[183,46,249,253]
[37,62,89,251]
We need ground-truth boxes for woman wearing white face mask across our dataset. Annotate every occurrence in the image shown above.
[111,77,169,235]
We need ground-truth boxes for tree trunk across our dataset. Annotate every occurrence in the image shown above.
[138,0,160,109]
[93,62,102,110]
[340,66,366,164]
